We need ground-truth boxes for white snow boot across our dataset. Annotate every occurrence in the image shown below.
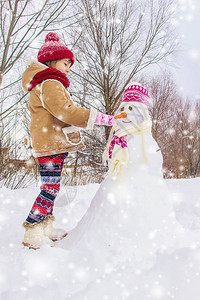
[22,219,53,250]
[43,215,68,242]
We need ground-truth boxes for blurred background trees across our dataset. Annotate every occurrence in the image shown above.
[149,72,200,178]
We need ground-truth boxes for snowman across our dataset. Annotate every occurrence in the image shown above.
[103,82,163,179]
[59,83,199,299]
[60,83,200,286]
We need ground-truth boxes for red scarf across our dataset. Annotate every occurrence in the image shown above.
[28,68,70,91]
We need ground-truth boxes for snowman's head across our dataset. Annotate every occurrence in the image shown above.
[117,102,144,124]
[115,102,147,128]
[114,83,150,130]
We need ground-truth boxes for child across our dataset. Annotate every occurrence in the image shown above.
[21,32,115,249]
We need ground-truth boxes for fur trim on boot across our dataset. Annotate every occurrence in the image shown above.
[22,217,54,250]
[43,215,68,242]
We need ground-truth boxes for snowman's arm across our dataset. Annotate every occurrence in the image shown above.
[102,126,117,164]
[109,145,129,177]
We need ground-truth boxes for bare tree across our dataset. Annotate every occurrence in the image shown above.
[149,73,200,178]
[0,0,73,91]
[148,72,182,143]
[68,0,177,120]
[175,102,200,178]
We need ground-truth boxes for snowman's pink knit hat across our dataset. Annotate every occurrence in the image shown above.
[123,82,150,107]
[37,32,74,66]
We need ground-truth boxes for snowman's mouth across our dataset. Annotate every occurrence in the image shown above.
[121,120,131,123]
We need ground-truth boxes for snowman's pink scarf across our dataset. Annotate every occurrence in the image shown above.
[109,135,127,159]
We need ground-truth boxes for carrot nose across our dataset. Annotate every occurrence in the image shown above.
[114,112,127,119]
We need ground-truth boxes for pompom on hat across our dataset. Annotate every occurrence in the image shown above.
[37,32,74,66]
[123,82,150,107]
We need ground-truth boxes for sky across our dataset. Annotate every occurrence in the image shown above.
[172,0,200,101]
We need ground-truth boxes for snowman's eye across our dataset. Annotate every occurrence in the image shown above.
[128,106,133,111]
[120,107,124,111]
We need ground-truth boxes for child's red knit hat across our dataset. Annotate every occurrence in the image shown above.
[37,32,74,66]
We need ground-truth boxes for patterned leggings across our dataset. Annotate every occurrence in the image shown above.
[26,152,68,224]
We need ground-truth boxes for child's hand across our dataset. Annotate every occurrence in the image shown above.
[94,112,116,126]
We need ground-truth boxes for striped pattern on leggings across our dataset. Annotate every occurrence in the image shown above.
[26,152,68,224]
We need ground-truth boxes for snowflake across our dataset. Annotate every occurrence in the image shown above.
[183,130,189,135]
[150,285,166,298]
[74,268,88,281]
[179,165,185,171]
[42,127,48,133]
[107,193,116,205]
[168,128,175,135]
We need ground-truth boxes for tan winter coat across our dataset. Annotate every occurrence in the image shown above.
[22,61,97,157]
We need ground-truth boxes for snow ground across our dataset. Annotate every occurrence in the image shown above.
[0,178,200,300]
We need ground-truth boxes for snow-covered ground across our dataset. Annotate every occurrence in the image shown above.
[0,178,200,300]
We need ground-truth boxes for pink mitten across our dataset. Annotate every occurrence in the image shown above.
[94,112,116,126]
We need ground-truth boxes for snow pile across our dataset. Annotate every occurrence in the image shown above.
[0,179,200,299]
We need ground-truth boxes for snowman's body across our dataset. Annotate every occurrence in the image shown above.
[62,101,185,269]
